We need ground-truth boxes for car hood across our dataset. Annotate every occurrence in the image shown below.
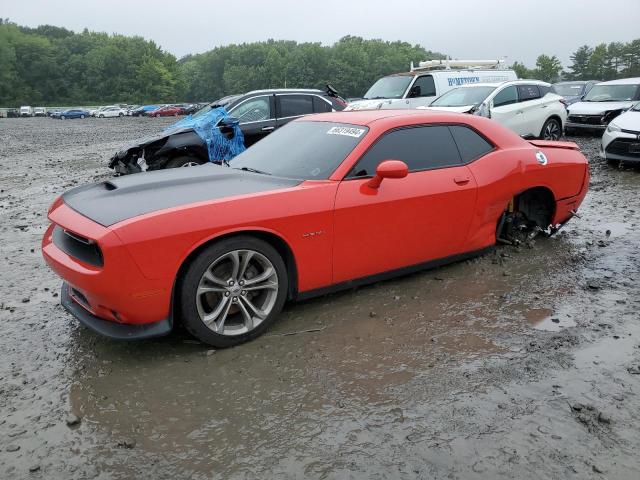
[610,110,640,131]
[569,101,636,115]
[115,127,194,157]
[422,105,474,113]
[62,164,302,227]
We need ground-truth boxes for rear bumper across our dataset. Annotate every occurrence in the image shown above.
[61,282,172,340]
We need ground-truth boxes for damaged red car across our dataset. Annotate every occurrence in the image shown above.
[42,110,589,347]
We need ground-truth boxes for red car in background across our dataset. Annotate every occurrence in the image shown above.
[150,105,184,117]
[42,110,589,347]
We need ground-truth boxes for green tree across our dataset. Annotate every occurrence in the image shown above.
[568,45,593,80]
[534,54,562,82]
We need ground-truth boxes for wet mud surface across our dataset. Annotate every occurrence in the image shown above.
[1,117,639,479]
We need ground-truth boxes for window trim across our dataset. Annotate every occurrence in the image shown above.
[344,123,496,180]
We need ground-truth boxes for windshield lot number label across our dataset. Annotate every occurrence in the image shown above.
[327,126,365,138]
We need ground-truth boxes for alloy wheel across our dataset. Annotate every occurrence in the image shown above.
[180,161,200,167]
[195,249,279,336]
[543,120,561,140]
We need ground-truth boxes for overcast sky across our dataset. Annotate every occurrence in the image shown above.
[4,0,640,68]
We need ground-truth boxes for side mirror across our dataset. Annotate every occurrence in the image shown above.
[408,85,421,98]
[219,116,240,127]
[366,160,408,189]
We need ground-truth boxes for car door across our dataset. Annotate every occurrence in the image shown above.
[489,85,528,136]
[275,94,316,128]
[516,84,544,136]
[406,75,437,108]
[229,95,276,147]
[332,125,478,284]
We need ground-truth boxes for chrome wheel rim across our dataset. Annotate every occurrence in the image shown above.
[196,249,278,336]
[543,121,560,140]
[180,161,199,167]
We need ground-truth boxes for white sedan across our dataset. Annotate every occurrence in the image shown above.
[600,102,640,165]
[95,106,126,118]
[424,80,567,140]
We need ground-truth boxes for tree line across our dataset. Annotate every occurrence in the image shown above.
[1,19,639,107]
[0,20,441,107]
[512,39,640,83]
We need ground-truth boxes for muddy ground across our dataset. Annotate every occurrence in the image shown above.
[0,116,639,479]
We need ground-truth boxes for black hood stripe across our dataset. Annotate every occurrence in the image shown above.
[63,164,301,227]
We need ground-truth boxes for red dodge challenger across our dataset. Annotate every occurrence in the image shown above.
[42,110,589,347]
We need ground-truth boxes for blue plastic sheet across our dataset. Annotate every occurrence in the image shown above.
[165,107,245,163]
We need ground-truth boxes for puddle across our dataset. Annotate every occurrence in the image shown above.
[524,307,577,332]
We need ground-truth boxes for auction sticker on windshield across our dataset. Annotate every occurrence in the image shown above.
[327,126,366,138]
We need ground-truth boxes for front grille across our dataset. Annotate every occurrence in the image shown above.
[606,138,640,158]
[52,226,103,267]
[567,114,604,126]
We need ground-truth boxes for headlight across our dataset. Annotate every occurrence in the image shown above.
[606,123,621,133]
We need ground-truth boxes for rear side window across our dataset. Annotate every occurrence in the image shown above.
[278,95,314,118]
[517,84,541,101]
[313,96,333,113]
[449,125,494,162]
[493,86,518,107]
[349,125,461,177]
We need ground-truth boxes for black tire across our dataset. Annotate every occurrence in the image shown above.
[61,115,66,120]
[540,118,562,140]
[165,156,206,168]
[80,115,85,119]
[178,236,288,347]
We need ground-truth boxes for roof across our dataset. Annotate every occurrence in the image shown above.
[298,109,480,127]
[245,88,325,95]
[598,77,640,85]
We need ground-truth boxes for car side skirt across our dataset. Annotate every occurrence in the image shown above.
[295,246,493,301]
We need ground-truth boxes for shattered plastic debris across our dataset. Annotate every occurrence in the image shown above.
[166,107,245,163]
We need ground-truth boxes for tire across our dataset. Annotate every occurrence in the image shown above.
[119,112,123,117]
[540,118,562,140]
[155,114,160,118]
[61,115,66,120]
[99,114,104,118]
[178,236,288,347]
[80,115,85,119]
[174,112,178,116]
[165,156,206,168]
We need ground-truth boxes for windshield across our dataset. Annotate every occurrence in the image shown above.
[363,76,413,99]
[230,121,368,180]
[583,84,639,102]
[192,95,241,119]
[553,83,585,96]
[430,86,496,107]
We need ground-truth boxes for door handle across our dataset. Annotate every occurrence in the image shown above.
[516,110,524,115]
[261,126,275,132]
[541,104,548,108]
[454,176,470,185]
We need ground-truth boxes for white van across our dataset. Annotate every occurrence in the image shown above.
[20,106,34,117]
[346,59,518,111]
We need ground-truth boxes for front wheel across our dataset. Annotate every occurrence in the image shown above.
[178,237,288,347]
[61,115,66,120]
[165,156,205,168]
[540,118,562,140]
[80,115,85,119]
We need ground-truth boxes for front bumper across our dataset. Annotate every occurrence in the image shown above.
[61,282,172,340]
[566,121,606,131]
[600,130,640,163]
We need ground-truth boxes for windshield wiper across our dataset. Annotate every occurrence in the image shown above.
[235,166,271,175]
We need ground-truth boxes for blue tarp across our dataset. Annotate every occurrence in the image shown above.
[165,107,245,163]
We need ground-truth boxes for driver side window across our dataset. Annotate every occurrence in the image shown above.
[229,97,272,123]
[493,86,518,107]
